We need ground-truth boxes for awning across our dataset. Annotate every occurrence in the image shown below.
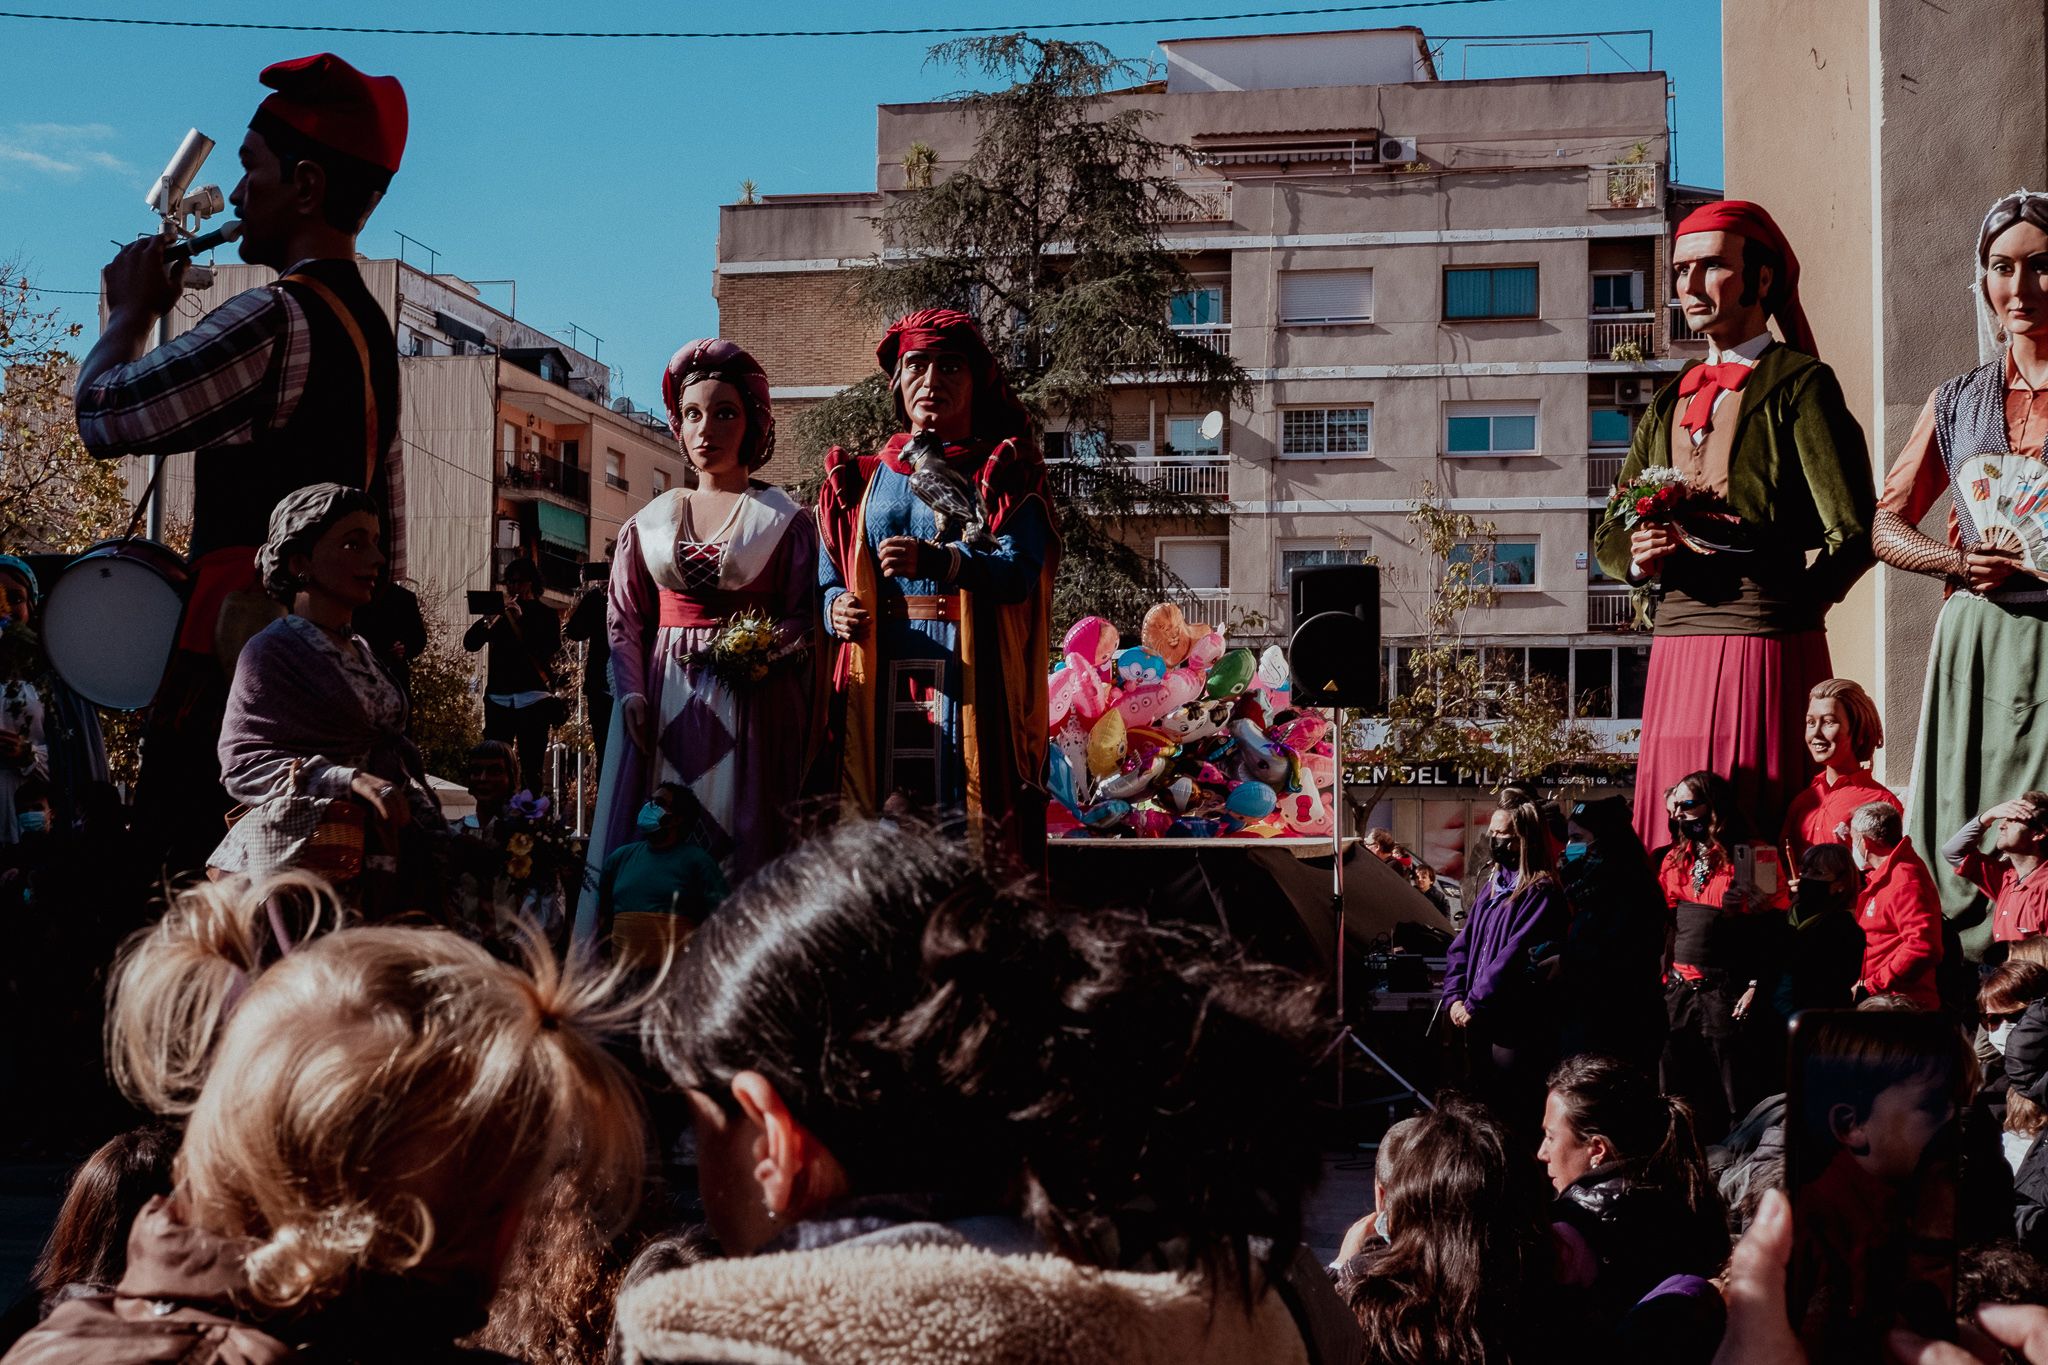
[535,501,588,553]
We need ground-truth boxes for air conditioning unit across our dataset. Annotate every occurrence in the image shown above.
[1378,135,1417,164]
[1615,378,1647,406]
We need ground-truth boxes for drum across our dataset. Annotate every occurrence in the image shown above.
[43,538,190,710]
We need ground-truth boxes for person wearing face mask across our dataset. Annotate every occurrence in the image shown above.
[1944,790,2048,949]
[816,309,1056,867]
[1782,677,1900,872]
[1846,800,1944,1011]
[1441,794,1570,1118]
[1778,843,1867,1016]
[596,781,728,971]
[1656,770,1791,1140]
[1556,796,1669,1075]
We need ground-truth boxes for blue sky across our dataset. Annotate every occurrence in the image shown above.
[1,1,1722,411]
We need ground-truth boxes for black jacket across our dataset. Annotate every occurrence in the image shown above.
[463,599,560,696]
[1553,1160,1729,1326]
[562,583,611,700]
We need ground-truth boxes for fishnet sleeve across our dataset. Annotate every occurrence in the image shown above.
[1872,506,1967,582]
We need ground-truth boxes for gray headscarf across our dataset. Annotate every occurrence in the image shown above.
[257,482,379,604]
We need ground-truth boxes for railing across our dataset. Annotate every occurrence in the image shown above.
[1049,455,1230,500]
[1588,588,1643,631]
[1590,316,1656,360]
[604,472,630,493]
[1588,453,1627,495]
[499,450,591,503]
[1170,323,1232,355]
[1589,162,1661,211]
[1161,179,1233,223]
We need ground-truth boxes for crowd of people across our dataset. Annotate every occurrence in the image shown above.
[17,37,2048,1365]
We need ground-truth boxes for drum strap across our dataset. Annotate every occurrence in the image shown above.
[280,272,381,490]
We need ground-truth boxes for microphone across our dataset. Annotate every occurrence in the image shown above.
[165,221,242,263]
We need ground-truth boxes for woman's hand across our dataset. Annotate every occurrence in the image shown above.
[349,771,410,830]
[1732,984,1757,1020]
[1336,1212,1380,1263]
[1890,1304,2048,1362]
[830,592,870,641]
[1712,1190,1807,1365]
[1448,1001,1472,1028]
[622,694,652,755]
[1965,544,2028,595]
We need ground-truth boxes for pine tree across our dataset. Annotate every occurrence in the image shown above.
[788,34,1250,632]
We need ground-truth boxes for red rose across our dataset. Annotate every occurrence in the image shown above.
[1636,496,1655,516]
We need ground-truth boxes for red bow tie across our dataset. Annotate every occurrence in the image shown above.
[1677,362,1754,437]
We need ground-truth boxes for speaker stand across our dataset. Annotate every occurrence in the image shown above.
[1317,702,1435,1114]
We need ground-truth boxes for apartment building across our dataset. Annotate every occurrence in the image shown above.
[715,29,1714,773]
[132,257,680,626]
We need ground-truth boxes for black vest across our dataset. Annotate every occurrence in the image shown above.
[188,258,400,558]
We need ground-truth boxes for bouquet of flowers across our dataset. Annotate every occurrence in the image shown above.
[446,789,588,952]
[688,610,804,690]
[1604,466,1749,554]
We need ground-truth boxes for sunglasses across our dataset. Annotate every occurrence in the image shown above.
[1673,798,1707,811]
[1985,1009,2029,1029]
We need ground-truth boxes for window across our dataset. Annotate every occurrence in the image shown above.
[1589,408,1633,447]
[1444,401,1538,456]
[1170,287,1224,327]
[1449,540,1538,589]
[1166,417,1221,457]
[1573,648,1614,718]
[1157,537,1227,592]
[603,449,627,492]
[1590,270,1646,313]
[1279,541,1372,591]
[1280,407,1371,457]
[558,438,580,468]
[501,422,517,457]
[1279,269,1373,324]
[1444,265,1538,320]
[652,467,671,495]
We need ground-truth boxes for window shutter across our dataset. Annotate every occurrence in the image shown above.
[1160,540,1226,590]
[1629,271,1645,311]
[1280,270,1372,323]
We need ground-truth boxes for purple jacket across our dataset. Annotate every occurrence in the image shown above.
[1442,867,1569,1026]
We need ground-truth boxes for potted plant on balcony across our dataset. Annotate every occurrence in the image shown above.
[1606,143,1655,209]
[1609,339,1645,364]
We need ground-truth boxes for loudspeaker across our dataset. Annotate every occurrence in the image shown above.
[1287,564,1380,710]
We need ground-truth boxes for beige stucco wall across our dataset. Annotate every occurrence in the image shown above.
[1724,0,2048,787]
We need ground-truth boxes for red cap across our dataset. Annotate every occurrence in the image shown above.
[875,307,995,377]
[1674,199,1815,356]
[253,53,407,177]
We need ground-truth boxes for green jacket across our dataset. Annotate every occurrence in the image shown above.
[1592,346,1876,613]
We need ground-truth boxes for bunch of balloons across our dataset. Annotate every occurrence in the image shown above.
[1046,603,1338,839]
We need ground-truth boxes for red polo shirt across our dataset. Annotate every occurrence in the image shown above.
[1953,847,2048,944]
[1857,838,1944,1009]
[1783,767,1903,869]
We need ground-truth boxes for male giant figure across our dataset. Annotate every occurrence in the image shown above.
[74,53,407,874]
[1593,202,1875,849]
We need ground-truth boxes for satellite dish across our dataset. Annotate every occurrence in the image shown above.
[1199,410,1225,441]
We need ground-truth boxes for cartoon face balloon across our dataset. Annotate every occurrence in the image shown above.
[1086,707,1129,778]
[1061,617,1121,668]
[1204,648,1256,700]
[1114,681,1175,729]
[1160,697,1233,746]
[1141,602,1210,667]
[1187,626,1227,670]
[1116,646,1167,688]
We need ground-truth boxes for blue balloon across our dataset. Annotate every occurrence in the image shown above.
[1224,781,1277,819]
[1047,745,1080,815]
[1115,645,1167,687]
[1081,800,1132,828]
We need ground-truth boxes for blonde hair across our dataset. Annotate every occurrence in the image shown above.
[111,879,647,1312]
[2012,936,2048,968]
[106,872,344,1116]
[1808,678,1884,761]
[2012,1092,2048,1139]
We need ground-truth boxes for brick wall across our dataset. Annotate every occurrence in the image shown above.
[716,271,874,389]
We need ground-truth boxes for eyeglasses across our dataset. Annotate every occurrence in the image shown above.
[1984,1009,2029,1029]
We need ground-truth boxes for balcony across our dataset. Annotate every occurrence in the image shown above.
[1588,587,1644,632]
[1049,454,1231,501]
[1590,315,1656,361]
[1668,300,1708,347]
[604,471,630,493]
[1161,179,1233,223]
[1588,453,1627,496]
[1589,162,1661,211]
[1170,323,1232,356]
[499,450,590,505]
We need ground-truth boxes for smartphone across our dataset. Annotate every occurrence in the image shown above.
[1785,1009,1965,1362]
[1732,842,1782,897]
[467,589,505,617]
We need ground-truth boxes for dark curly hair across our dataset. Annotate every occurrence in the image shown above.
[644,817,1330,1288]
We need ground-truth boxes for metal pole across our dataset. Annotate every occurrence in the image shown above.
[145,314,168,542]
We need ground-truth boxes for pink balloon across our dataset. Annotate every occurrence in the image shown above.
[1047,665,1082,729]
[1067,652,1110,720]
[1187,628,1226,669]
[1061,616,1120,668]
[1161,667,1205,711]
[1114,681,1174,728]
[1282,782,1334,837]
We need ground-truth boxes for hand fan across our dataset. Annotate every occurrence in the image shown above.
[1956,452,2048,571]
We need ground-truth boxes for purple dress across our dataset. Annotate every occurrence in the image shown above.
[573,487,816,940]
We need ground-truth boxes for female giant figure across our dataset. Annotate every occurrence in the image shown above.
[576,340,814,941]
[817,308,1056,862]
[1877,191,2048,960]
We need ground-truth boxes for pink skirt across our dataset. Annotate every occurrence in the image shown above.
[1631,631,1831,850]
